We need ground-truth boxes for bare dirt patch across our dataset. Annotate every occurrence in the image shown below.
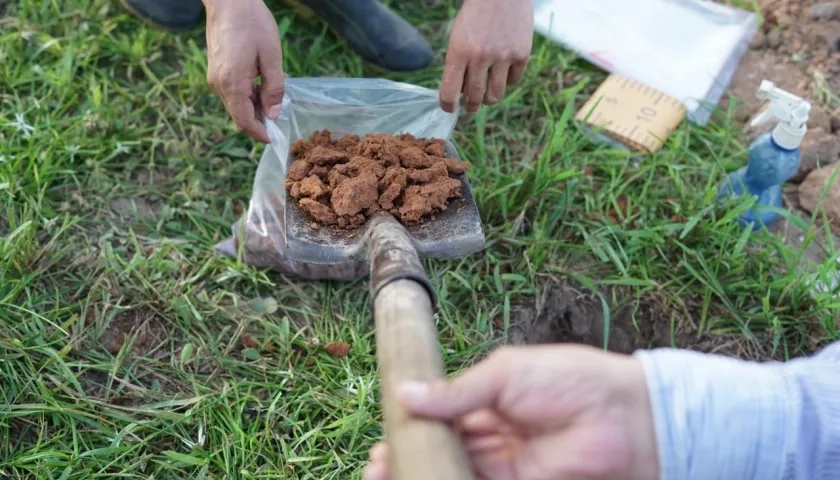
[67,307,183,406]
[108,197,160,221]
[726,0,840,176]
[97,308,169,358]
[504,279,819,361]
[722,0,840,278]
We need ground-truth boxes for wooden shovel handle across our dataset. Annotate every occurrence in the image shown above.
[373,279,474,480]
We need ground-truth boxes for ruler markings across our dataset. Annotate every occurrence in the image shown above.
[575,74,687,154]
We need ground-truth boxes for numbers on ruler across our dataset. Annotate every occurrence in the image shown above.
[637,106,657,122]
[599,96,657,123]
[581,74,683,153]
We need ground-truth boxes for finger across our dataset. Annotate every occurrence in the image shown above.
[457,409,516,436]
[369,442,387,462]
[363,461,390,480]
[439,49,467,113]
[252,84,264,117]
[507,62,527,85]
[465,433,523,480]
[464,434,513,455]
[483,62,510,105]
[398,348,515,419]
[258,42,286,119]
[224,82,269,143]
[364,444,391,480]
[367,436,505,480]
[463,61,490,112]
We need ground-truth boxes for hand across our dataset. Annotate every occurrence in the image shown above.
[204,0,285,143]
[440,0,533,113]
[363,345,659,480]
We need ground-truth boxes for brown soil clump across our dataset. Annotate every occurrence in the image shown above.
[285,130,470,229]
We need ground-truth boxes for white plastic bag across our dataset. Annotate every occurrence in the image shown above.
[214,78,458,280]
[533,0,758,125]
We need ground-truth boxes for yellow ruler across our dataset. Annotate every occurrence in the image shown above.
[576,73,687,154]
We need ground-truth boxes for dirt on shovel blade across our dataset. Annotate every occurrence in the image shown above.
[285,130,472,230]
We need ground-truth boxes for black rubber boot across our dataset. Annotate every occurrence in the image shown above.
[120,0,433,72]
[120,0,204,31]
[283,0,434,71]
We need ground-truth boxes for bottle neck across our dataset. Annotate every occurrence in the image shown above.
[769,134,797,152]
[770,122,804,151]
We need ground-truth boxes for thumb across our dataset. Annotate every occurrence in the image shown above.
[258,47,286,120]
[397,348,514,419]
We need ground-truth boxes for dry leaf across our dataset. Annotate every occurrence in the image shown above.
[323,342,351,358]
[241,334,258,349]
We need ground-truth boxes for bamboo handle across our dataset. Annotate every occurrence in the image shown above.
[373,279,474,480]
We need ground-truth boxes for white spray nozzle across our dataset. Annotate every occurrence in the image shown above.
[750,80,811,129]
[749,80,811,150]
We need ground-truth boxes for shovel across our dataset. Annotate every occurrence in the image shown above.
[284,138,485,480]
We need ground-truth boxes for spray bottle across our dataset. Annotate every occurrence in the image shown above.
[716,80,811,229]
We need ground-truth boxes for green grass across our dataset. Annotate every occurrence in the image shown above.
[1,0,839,478]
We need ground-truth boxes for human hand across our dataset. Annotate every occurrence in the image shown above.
[363,345,659,480]
[440,0,533,113]
[204,0,285,143]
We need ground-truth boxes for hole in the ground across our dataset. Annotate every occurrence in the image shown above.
[501,279,823,361]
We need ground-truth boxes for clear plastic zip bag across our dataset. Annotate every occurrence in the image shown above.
[214,78,458,280]
[533,0,759,125]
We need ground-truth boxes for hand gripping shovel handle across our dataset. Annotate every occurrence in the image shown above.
[368,214,474,480]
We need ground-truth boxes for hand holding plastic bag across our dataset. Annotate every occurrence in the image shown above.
[215,78,459,280]
[204,0,285,143]
[442,0,533,112]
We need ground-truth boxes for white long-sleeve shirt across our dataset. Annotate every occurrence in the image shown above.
[635,341,840,480]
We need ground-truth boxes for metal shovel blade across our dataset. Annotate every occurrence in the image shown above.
[283,139,486,264]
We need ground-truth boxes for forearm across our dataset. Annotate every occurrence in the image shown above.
[635,341,840,480]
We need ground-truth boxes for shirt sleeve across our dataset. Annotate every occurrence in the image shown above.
[634,341,840,480]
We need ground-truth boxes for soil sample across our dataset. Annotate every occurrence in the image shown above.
[227,191,368,280]
[285,130,471,229]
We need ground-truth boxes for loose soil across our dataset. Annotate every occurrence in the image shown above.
[97,309,169,358]
[725,0,840,174]
[505,279,824,361]
[285,130,470,229]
